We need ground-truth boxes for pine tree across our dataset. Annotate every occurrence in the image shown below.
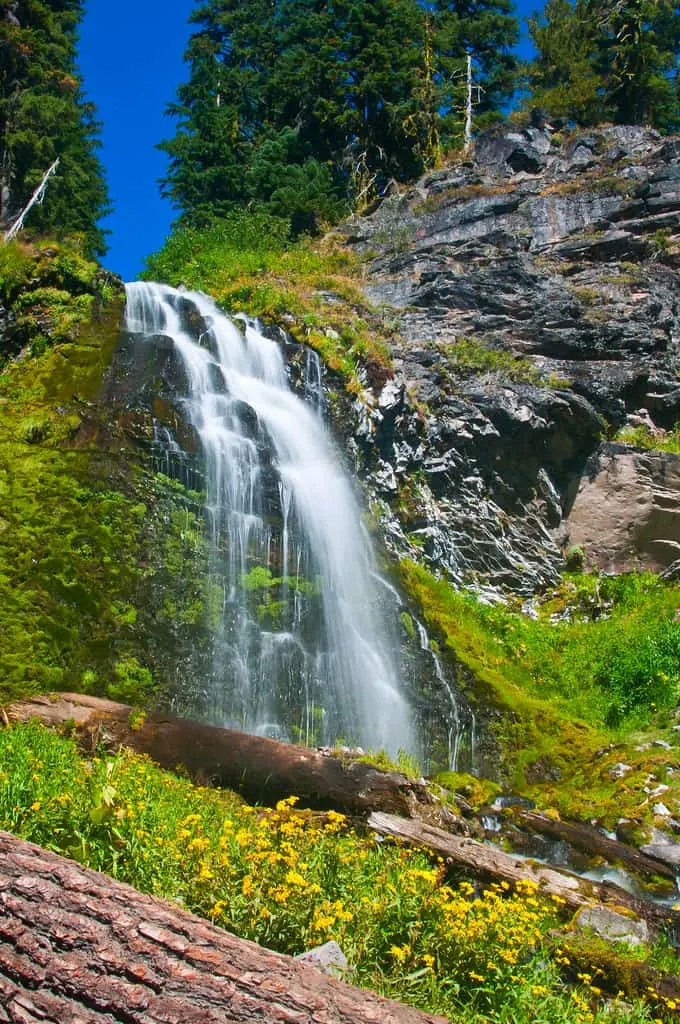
[432,0,519,148]
[526,0,680,131]
[598,1,680,131]
[160,0,521,226]
[160,0,430,224]
[0,0,109,255]
[526,0,605,124]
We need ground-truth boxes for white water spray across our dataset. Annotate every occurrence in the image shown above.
[125,282,413,754]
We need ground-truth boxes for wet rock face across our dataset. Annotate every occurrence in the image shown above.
[334,124,680,592]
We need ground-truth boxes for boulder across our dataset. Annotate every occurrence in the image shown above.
[574,905,649,947]
[562,444,680,572]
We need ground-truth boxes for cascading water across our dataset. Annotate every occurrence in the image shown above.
[125,282,413,755]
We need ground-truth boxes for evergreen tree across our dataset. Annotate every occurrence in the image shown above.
[598,1,680,131]
[526,0,680,131]
[526,0,605,124]
[160,0,521,227]
[0,0,109,255]
[432,0,519,146]
[160,0,430,225]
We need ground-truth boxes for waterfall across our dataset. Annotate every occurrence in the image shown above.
[125,282,413,755]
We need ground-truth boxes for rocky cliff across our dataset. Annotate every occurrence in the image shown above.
[332,124,680,594]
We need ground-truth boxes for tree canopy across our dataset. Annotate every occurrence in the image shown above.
[526,0,680,132]
[0,0,109,256]
[159,0,519,231]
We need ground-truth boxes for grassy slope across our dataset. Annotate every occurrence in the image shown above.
[402,561,680,830]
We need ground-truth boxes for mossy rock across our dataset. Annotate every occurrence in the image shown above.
[0,241,218,711]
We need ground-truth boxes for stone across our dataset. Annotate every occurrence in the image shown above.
[296,941,350,978]
[575,905,648,947]
[336,123,680,595]
[640,828,680,868]
[609,762,633,779]
[561,445,680,573]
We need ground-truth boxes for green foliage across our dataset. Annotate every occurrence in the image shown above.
[400,610,416,640]
[431,770,502,810]
[0,237,115,362]
[407,563,680,728]
[614,421,680,454]
[0,723,668,1022]
[526,0,680,132]
[0,0,110,255]
[240,566,277,592]
[106,657,155,705]
[353,748,422,778]
[143,216,394,393]
[400,561,680,816]
[564,544,585,572]
[441,337,542,385]
[160,0,519,225]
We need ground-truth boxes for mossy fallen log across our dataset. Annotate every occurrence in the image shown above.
[367,812,680,940]
[0,830,447,1024]
[5,692,432,817]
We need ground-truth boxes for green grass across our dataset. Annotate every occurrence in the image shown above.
[614,422,680,455]
[0,721,670,1023]
[400,561,680,825]
[402,563,680,729]
[440,337,543,386]
[142,214,395,392]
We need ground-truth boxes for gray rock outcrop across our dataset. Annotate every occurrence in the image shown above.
[331,124,680,592]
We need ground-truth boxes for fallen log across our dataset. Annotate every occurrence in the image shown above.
[368,812,680,939]
[5,692,432,817]
[517,809,677,881]
[0,830,446,1024]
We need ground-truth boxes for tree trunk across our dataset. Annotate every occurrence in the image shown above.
[367,812,680,939]
[517,809,677,881]
[5,693,433,818]
[0,830,446,1024]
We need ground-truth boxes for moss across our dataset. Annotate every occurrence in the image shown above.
[0,241,224,711]
[555,934,680,1003]
[400,610,416,640]
[431,770,501,810]
[398,560,680,830]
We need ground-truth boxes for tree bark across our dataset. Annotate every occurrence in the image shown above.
[516,809,677,881]
[5,693,432,817]
[0,830,447,1024]
[367,812,680,939]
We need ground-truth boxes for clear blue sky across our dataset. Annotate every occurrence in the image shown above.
[78,1,537,283]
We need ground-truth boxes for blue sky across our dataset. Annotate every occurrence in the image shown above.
[78,1,537,282]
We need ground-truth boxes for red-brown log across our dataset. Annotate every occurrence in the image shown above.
[0,830,447,1024]
[6,692,432,817]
